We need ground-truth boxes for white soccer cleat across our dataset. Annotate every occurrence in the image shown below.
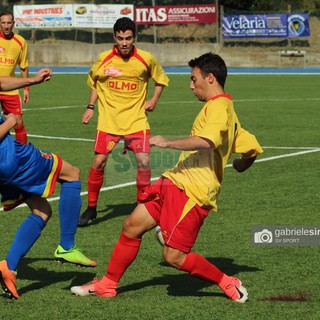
[71,278,116,297]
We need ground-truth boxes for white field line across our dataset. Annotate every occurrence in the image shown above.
[1,147,319,211]
[20,96,320,112]
[25,134,320,151]
[28,134,94,142]
[26,133,320,151]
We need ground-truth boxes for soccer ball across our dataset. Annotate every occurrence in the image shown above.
[155,225,164,246]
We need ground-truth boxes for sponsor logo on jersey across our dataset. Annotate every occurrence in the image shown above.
[39,150,53,159]
[104,66,122,76]
[0,57,15,65]
[0,46,5,52]
[108,80,138,92]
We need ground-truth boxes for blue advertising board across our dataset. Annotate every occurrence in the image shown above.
[222,13,310,38]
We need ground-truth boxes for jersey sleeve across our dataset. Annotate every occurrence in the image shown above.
[87,52,105,89]
[149,54,169,87]
[232,126,263,158]
[18,37,28,70]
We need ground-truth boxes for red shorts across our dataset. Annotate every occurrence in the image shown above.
[0,94,22,115]
[94,130,151,155]
[144,177,210,253]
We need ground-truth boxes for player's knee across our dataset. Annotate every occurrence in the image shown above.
[33,209,52,222]
[14,121,24,129]
[69,166,81,181]
[135,152,150,169]
[93,157,107,170]
[162,247,185,269]
[122,215,135,233]
[137,158,150,169]
[26,197,52,222]
[121,216,147,238]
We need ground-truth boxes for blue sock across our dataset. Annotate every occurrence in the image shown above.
[6,213,46,271]
[59,181,81,250]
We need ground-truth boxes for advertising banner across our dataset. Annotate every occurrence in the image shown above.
[222,13,310,38]
[14,4,73,28]
[135,4,217,25]
[13,4,134,28]
[73,4,133,28]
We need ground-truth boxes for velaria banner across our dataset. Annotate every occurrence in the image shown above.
[222,13,310,38]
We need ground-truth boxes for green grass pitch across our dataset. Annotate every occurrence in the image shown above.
[0,73,319,319]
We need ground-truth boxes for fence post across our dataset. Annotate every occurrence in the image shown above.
[220,5,224,47]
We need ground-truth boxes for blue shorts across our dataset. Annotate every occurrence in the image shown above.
[0,140,62,201]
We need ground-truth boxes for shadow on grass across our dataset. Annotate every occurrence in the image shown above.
[16,257,97,296]
[82,202,137,227]
[12,255,261,299]
[118,257,262,298]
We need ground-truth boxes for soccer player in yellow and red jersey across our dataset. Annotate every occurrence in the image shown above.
[71,52,263,303]
[78,17,169,227]
[0,11,29,144]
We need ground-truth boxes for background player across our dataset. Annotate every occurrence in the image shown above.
[0,69,96,300]
[78,17,169,227]
[0,11,30,144]
[70,53,263,302]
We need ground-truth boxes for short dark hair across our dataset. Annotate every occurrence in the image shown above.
[0,11,14,19]
[113,17,136,37]
[188,52,227,88]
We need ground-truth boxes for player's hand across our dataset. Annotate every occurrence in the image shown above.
[149,135,168,148]
[23,90,30,104]
[34,68,52,83]
[5,113,17,127]
[144,99,156,112]
[82,109,94,124]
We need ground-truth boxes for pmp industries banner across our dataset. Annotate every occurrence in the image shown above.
[14,4,73,28]
[13,4,134,28]
[222,13,310,38]
[135,4,217,25]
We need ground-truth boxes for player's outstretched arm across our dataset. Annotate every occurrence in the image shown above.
[150,135,213,150]
[0,68,52,91]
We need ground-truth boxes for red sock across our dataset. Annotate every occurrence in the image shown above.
[105,232,141,282]
[87,167,104,207]
[14,124,27,144]
[179,252,224,284]
[136,168,151,200]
